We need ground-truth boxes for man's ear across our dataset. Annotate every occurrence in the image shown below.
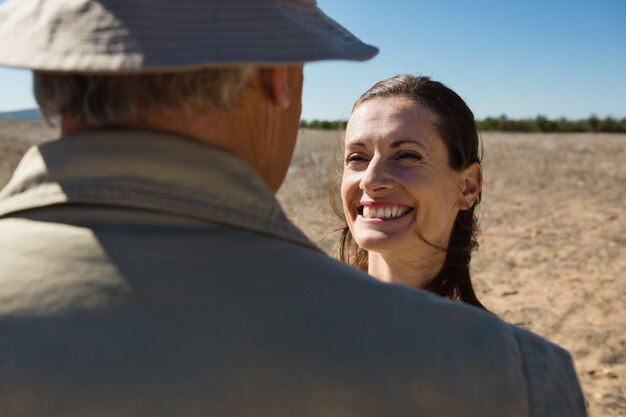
[457,163,483,210]
[258,67,290,109]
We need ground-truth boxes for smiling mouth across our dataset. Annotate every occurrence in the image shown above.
[358,205,413,220]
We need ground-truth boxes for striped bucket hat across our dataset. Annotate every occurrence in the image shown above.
[0,0,378,72]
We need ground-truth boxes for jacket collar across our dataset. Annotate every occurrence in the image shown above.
[0,129,319,251]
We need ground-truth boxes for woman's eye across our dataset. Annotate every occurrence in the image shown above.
[395,151,422,161]
[345,154,368,165]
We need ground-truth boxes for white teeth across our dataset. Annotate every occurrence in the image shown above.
[360,205,408,219]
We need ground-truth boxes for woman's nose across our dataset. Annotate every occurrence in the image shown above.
[359,157,394,193]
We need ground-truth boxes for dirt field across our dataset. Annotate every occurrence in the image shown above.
[2,121,625,416]
[280,129,626,417]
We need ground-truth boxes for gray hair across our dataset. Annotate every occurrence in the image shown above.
[34,66,254,127]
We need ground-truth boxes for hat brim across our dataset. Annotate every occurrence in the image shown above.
[0,0,378,73]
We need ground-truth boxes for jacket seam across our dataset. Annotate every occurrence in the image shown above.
[513,329,536,417]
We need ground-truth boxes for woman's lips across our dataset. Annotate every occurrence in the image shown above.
[357,203,413,221]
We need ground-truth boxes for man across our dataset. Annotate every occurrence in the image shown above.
[0,1,586,416]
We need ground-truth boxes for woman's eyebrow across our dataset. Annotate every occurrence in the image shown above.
[345,140,367,148]
[390,139,427,149]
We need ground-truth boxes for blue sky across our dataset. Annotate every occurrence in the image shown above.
[1,0,625,121]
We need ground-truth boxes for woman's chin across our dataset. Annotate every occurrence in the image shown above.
[353,231,407,253]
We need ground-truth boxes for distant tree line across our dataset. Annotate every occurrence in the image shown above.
[477,115,626,133]
[300,120,348,130]
[300,115,626,133]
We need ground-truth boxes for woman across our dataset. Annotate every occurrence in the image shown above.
[336,74,487,309]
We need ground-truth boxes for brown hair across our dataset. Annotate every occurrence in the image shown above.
[335,74,487,310]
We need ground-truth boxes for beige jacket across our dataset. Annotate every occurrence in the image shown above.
[0,130,586,416]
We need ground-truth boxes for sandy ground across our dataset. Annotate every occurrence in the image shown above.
[1,121,625,416]
[279,129,626,417]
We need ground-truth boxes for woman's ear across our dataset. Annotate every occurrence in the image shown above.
[457,163,483,210]
[258,67,291,109]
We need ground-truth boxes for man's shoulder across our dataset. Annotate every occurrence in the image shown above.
[511,326,588,416]
[0,216,587,416]
[275,239,519,340]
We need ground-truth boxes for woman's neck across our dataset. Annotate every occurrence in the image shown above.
[367,250,445,289]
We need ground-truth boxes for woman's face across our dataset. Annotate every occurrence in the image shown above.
[341,97,468,257]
